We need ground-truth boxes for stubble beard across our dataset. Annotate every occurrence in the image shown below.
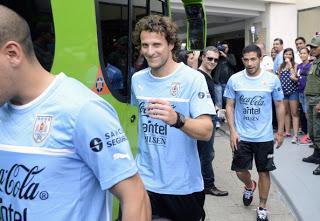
[246,67,260,76]
[149,55,170,74]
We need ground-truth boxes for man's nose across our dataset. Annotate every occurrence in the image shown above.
[145,46,155,56]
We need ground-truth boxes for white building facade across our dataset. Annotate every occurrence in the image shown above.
[172,0,320,54]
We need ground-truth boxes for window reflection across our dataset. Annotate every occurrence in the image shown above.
[98,0,165,103]
[1,0,55,71]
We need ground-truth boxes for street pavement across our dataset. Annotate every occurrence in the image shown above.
[272,135,320,221]
[204,124,296,221]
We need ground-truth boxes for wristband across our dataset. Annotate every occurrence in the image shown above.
[170,112,186,129]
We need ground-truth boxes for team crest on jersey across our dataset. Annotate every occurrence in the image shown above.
[33,115,53,143]
[261,80,268,86]
[170,82,181,96]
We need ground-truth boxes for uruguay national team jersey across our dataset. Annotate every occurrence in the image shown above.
[0,73,137,221]
[224,70,283,142]
[131,63,216,195]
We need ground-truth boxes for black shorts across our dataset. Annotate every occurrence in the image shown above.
[231,140,276,172]
[148,190,205,221]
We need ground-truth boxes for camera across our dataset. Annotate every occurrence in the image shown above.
[216,43,225,52]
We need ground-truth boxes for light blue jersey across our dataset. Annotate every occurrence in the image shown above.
[0,73,137,221]
[273,51,283,74]
[224,70,284,142]
[131,63,215,195]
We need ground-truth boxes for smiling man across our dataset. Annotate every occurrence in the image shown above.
[272,38,284,73]
[294,37,306,64]
[224,45,285,221]
[197,46,228,197]
[131,15,215,221]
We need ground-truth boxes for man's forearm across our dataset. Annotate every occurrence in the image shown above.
[275,101,285,133]
[226,104,236,134]
[111,174,151,221]
[121,190,151,221]
[181,115,213,141]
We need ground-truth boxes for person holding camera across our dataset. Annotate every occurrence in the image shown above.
[212,41,236,123]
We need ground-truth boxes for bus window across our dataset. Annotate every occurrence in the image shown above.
[97,0,129,102]
[185,3,206,50]
[0,0,55,71]
[97,0,167,103]
[131,0,167,73]
[150,0,166,15]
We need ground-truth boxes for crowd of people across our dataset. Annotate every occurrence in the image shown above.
[177,34,320,221]
[1,4,320,221]
[270,36,320,176]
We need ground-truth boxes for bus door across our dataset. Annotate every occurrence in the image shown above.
[96,0,169,155]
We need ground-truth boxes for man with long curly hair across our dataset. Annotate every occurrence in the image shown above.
[131,15,215,221]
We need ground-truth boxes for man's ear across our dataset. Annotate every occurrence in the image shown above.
[169,43,174,51]
[3,41,23,67]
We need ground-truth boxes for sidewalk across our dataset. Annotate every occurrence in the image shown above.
[272,137,320,221]
[204,126,295,221]
[208,123,320,221]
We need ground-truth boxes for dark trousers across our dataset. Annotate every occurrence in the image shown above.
[299,103,308,134]
[148,191,205,221]
[307,96,320,149]
[197,121,215,188]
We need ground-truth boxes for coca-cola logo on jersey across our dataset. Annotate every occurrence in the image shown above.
[139,102,149,117]
[139,101,176,118]
[0,164,45,199]
[239,95,265,121]
[239,95,265,106]
[0,164,47,221]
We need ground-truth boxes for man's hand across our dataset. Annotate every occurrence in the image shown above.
[274,132,284,149]
[147,98,213,140]
[146,98,177,125]
[219,51,227,57]
[229,131,240,152]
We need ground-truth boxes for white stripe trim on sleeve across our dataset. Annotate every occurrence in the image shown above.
[0,144,75,156]
[235,88,273,92]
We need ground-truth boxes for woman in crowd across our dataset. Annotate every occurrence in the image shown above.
[278,48,300,143]
[271,47,277,61]
[297,47,312,144]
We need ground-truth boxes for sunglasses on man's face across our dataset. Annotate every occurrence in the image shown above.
[206,57,219,62]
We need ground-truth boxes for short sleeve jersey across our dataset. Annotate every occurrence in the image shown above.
[0,73,137,221]
[273,51,283,73]
[224,70,284,142]
[131,63,216,195]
